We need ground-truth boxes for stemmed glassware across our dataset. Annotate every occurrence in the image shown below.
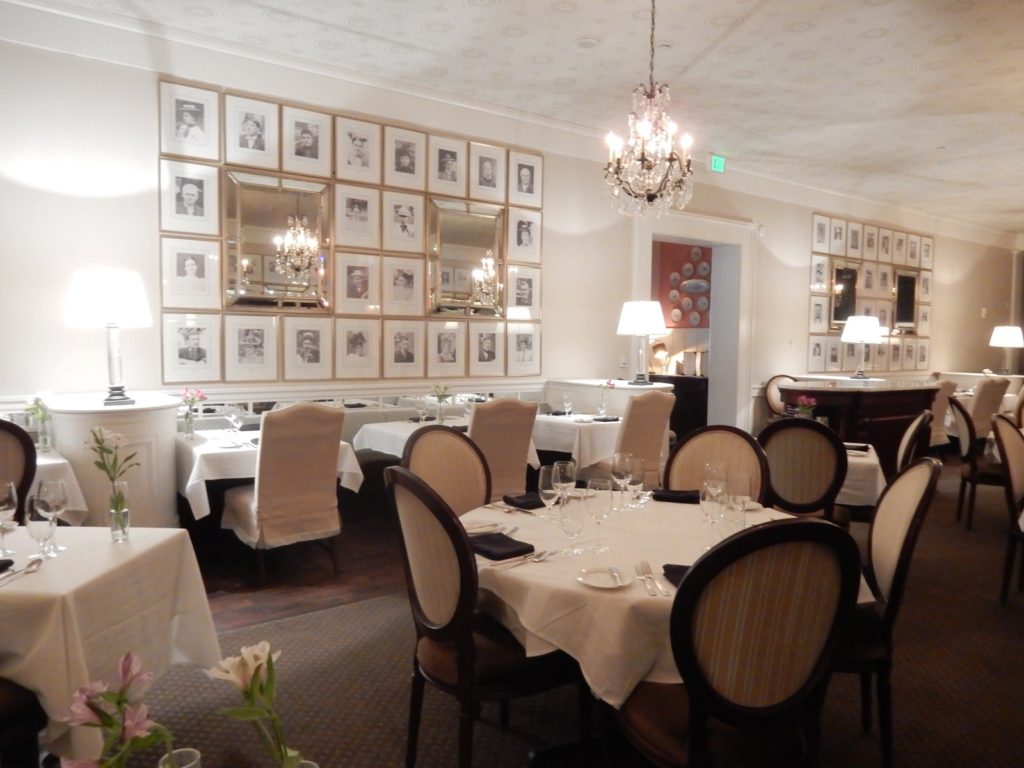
[625,458,647,510]
[537,466,560,521]
[559,487,586,556]
[585,478,612,553]
[415,397,429,422]
[561,394,573,416]
[700,461,727,550]
[37,480,67,555]
[610,452,633,511]
[0,482,17,556]
[552,461,576,508]
[25,496,55,561]
[225,405,245,432]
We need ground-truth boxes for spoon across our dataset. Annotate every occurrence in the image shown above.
[490,550,551,570]
[0,558,42,586]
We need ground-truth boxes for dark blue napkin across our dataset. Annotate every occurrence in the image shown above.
[593,416,620,422]
[239,423,260,432]
[470,533,535,561]
[844,443,870,452]
[503,493,545,510]
[409,416,437,423]
[344,402,368,408]
[549,410,568,416]
[453,425,469,433]
[248,437,260,446]
[0,559,12,574]
[652,489,700,504]
[662,564,691,587]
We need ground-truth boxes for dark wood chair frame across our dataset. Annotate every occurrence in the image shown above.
[895,410,933,474]
[663,425,770,504]
[764,374,798,418]
[949,397,1003,530]
[0,418,36,524]
[990,415,1024,604]
[757,417,849,522]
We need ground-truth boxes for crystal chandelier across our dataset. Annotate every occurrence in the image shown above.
[471,250,497,306]
[272,212,321,283]
[604,0,694,217]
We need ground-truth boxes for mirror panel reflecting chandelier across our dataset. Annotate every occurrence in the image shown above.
[273,213,321,283]
[604,0,694,218]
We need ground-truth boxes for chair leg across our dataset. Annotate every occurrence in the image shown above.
[406,665,425,767]
[956,478,966,522]
[458,699,475,768]
[1000,536,1018,604]
[965,481,977,531]
[257,549,266,583]
[859,671,873,733]
[876,670,893,768]
[578,679,593,741]
[499,700,510,729]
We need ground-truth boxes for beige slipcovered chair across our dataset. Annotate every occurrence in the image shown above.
[663,425,769,503]
[833,458,941,768]
[764,373,797,420]
[584,390,675,489]
[990,415,1024,604]
[403,426,490,516]
[949,397,1003,531]
[467,399,537,502]
[616,518,861,768]
[928,379,957,447]
[222,403,345,581]
[968,376,1010,438]
[0,419,35,524]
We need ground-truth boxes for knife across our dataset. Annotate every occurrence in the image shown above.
[610,567,625,587]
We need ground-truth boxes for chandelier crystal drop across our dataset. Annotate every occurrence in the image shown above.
[272,214,321,283]
[604,0,694,218]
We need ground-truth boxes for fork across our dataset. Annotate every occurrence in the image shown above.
[635,564,656,596]
[641,560,670,596]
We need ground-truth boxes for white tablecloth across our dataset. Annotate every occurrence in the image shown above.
[33,451,89,525]
[531,413,625,467]
[0,527,220,758]
[176,430,364,519]
[836,445,887,507]
[352,417,541,467]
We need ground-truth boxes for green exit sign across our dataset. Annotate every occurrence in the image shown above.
[708,154,726,173]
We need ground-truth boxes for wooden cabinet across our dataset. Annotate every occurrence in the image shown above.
[649,375,708,441]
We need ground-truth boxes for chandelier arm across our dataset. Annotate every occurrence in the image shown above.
[649,0,656,92]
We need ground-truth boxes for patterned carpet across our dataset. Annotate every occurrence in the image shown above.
[141,463,1024,767]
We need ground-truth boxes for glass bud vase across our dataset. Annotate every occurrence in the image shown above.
[183,407,196,440]
[36,420,52,453]
[436,401,446,425]
[109,480,130,543]
[158,748,201,768]
[596,390,607,418]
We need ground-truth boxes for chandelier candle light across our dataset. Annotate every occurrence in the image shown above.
[604,0,694,217]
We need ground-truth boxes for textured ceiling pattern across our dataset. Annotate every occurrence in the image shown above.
[15,0,1024,234]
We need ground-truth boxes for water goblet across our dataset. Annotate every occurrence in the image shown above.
[699,481,724,551]
[703,461,726,500]
[729,472,754,528]
[610,452,632,511]
[625,458,647,509]
[0,481,17,556]
[36,479,67,555]
[585,478,612,553]
[562,394,573,417]
[25,496,55,560]
[537,466,560,522]
[415,397,429,422]
[559,493,586,556]
[225,406,245,432]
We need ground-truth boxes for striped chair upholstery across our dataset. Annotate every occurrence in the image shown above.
[467,399,537,502]
[757,417,847,522]
[0,419,35,524]
[663,425,769,503]
[764,373,797,420]
[403,426,490,516]
[991,416,1024,604]
[895,410,932,474]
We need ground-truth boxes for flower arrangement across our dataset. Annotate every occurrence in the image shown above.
[208,642,304,768]
[25,396,50,423]
[180,387,208,439]
[87,428,139,535]
[61,653,175,768]
[796,395,817,417]
[431,384,450,404]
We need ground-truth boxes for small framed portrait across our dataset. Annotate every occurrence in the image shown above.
[161,237,220,310]
[825,337,841,373]
[507,208,542,264]
[846,222,863,259]
[282,106,331,177]
[888,338,902,370]
[508,265,541,320]
[383,126,426,190]
[453,268,473,294]
[382,256,425,316]
[336,117,381,184]
[907,234,921,267]
[857,298,877,319]
[468,322,505,377]
[383,320,425,378]
[508,151,543,208]
[335,252,381,315]
[876,300,892,331]
[843,341,859,372]
[919,270,933,301]
[507,322,540,377]
[828,217,847,256]
[808,295,829,334]
[877,228,893,263]
[903,339,917,372]
[381,191,424,253]
[920,237,934,269]
[225,95,279,169]
[809,253,829,293]
[159,82,219,161]
[336,184,380,249]
[811,214,830,254]
[860,262,877,298]
[427,320,466,378]
[224,314,278,382]
[160,160,219,236]
[162,313,221,384]
[335,317,380,379]
[283,316,332,380]
[916,338,931,371]
[892,231,907,265]
[469,142,506,203]
[440,266,453,289]
[877,264,893,298]
[916,304,931,337]
[807,335,826,373]
[428,135,467,197]
[862,225,878,261]
[872,340,888,372]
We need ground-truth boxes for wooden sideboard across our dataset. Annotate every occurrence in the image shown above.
[649,374,708,441]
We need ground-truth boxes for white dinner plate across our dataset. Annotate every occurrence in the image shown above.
[577,567,633,589]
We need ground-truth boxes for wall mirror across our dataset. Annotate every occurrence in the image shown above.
[831,262,859,326]
[894,269,917,330]
[427,198,505,316]
[224,170,330,310]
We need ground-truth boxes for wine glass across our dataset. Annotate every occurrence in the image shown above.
[225,405,245,432]
[729,472,753,528]
[559,492,586,556]
[625,458,647,509]
[561,394,573,416]
[610,452,632,511]
[0,482,17,556]
[552,460,576,502]
[585,478,612,553]
[699,479,724,551]
[37,480,67,555]
[415,397,429,422]
[25,496,54,561]
[537,466,560,521]
[703,461,726,501]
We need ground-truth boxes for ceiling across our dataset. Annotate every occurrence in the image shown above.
[14,0,1024,235]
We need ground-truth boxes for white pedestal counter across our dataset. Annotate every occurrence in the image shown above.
[544,379,674,417]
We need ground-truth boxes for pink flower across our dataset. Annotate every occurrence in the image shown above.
[118,652,152,699]
[60,759,100,767]
[66,683,108,726]
[121,703,155,742]
[796,395,817,408]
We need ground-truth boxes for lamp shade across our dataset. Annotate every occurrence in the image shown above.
[840,315,881,344]
[64,268,153,329]
[617,301,667,336]
[989,325,1024,348]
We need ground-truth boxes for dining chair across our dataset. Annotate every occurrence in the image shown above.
[0,419,36,524]
[928,380,957,448]
[832,457,941,768]
[616,518,861,768]
[403,426,491,516]
[383,465,588,768]
[467,399,537,502]
[221,403,346,581]
[949,397,1003,531]
[756,417,848,523]
[990,415,1024,604]
[663,425,769,503]
[764,373,797,421]
[968,376,1010,438]
[582,390,675,489]
[0,677,48,767]
[1014,389,1024,428]
[895,410,932,474]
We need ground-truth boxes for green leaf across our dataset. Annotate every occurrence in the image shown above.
[219,705,270,721]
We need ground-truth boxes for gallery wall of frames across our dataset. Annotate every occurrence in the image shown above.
[807,213,934,374]
[157,79,544,385]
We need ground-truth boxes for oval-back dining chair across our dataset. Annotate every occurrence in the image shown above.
[663,425,769,504]
[0,418,36,524]
[403,425,490,516]
[757,417,848,523]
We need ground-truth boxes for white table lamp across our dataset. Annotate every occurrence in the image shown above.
[64,268,153,406]
[989,325,1023,374]
[840,315,882,379]
[617,301,668,385]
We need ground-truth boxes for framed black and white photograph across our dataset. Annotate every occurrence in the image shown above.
[428,135,466,197]
[161,237,220,310]
[335,252,381,315]
[440,266,453,290]
[453,268,472,295]
[507,208,541,264]
[381,191,424,253]
[160,160,219,236]
[843,341,858,372]
[383,126,426,190]
[159,82,220,161]
[877,264,893,298]
[825,337,841,373]
[336,117,381,184]
[335,317,380,379]
[508,151,543,208]
[857,298,877,319]
[903,339,917,373]
[282,106,331,177]
[469,142,506,203]
[426,320,466,378]
[862,225,878,261]
[382,256,424,316]
[161,313,221,383]
[469,322,505,377]
[920,271,933,301]
[921,237,934,269]
[907,234,921,267]
[336,184,380,249]
[809,295,829,334]
[225,95,278,169]
[916,304,931,337]
[224,314,278,382]
[807,335,826,373]
[507,322,540,377]
[888,339,902,371]
[828,217,847,256]
[846,222,863,259]
[810,254,829,293]
[876,300,892,331]
[812,214,829,254]
[872,340,888,372]
[383,320,424,378]
[861,262,877,298]
[877,228,893,263]
[283,316,331,380]
[892,231,907,265]
[916,338,930,371]
[508,266,541,320]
